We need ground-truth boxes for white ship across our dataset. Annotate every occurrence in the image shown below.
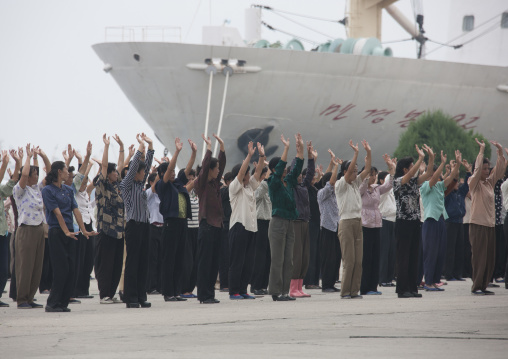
[92,0,508,168]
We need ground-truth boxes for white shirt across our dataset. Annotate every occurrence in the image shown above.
[335,176,362,220]
[13,182,46,226]
[229,176,260,232]
[146,188,164,224]
[501,179,508,212]
[75,190,94,224]
[379,188,396,222]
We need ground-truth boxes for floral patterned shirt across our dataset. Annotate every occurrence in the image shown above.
[393,176,421,221]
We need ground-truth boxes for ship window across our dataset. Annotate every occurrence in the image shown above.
[462,15,474,32]
[133,54,140,62]
[501,12,508,29]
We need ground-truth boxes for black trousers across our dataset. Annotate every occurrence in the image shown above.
[228,223,255,295]
[219,221,230,289]
[395,219,421,294]
[504,215,508,283]
[147,224,163,293]
[0,235,8,299]
[422,217,447,285]
[493,224,506,279]
[124,220,149,304]
[161,218,186,297]
[46,228,76,309]
[8,232,16,300]
[361,227,380,294]
[182,227,198,294]
[74,222,95,297]
[251,219,271,291]
[197,220,221,301]
[379,219,396,284]
[304,220,321,286]
[463,223,472,278]
[39,237,53,292]
[444,222,464,280]
[95,232,124,299]
[320,227,341,290]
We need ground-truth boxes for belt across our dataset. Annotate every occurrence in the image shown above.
[152,222,163,227]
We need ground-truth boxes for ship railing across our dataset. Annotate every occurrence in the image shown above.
[104,26,181,42]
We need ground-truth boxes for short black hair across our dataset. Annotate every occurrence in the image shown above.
[251,166,267,176]
[188,169,196,177]
[158,162,169,178]
[107,162,117,175]
[395,156,414,178]
[268,157,281,172]
[377,171,389,184]
[320,172,332,187]
[231,163,250,179]
[210,158,219,170]
[223,171,234,184]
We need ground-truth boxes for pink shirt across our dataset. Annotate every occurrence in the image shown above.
[360,176,393,228]
[468,152,507,227]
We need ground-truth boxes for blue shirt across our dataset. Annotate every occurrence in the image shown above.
[42,183,78,231]
[445,173,470,223]
[420,181,448,222]
[155,169,192,220]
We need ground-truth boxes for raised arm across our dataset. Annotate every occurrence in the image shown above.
[237,141,256,183]
[141,133,154,183]
[214,134,226,181]
[33,148,39,168]
[345,140,360,184]
[164,138,183,183]
[359,140,372,181]
[18,144,33,189]
[112,134,125,173]
[124,144,135,171]
[101,134,110,178]
[490,140,507,182]
[253,142,266,182]
[417,144,435,185]
[185,139,197,177]
[36,148,51,175]
[0,151,9,184]
[401,144,425,185]
[329,156,341,187]
[444,150,463,187]
[428,151,447,188]
[303,141,316,188]
[77,141,92,175]
[195,134,212,190]
[9,148,22,183]
[63,144,74,168]
[280,134,290,163]
[325,149,335,174]
[468,138,485,191]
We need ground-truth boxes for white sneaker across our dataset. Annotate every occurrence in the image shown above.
[100,297,113,304]
[111,297,123,304]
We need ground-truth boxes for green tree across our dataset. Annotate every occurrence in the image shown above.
[393,110,491,174]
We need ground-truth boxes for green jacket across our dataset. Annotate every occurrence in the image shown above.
[267,158,303,220]
[0,180,15,235]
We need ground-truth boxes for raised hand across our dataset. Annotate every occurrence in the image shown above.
[462,159,472,172]
[423,144,434,158]
[10,149,21,164]
[256,142,265,157]
[212,133,224,146]
[349,140,359,152]
[86,141,92,157]
[295,133,304,148]
[141,132,153,145]
[33,146,39,159]
[202,134,212,147]
[26,143,34,158]
[361,139,371,152]
[128,144,135,157]
[103,133,110,146]
[280,134,290,148]
[311,147,318,160]
[332,157,341,166]
[1,150,9,163]
[189,139,197,152]
[475,138,485,150]
[415,144,425,159]
[455,150,462,164]
[154,157,162,165]
[112,134,123,146]
[92,158,102,166]
[175,137,183,152]
[18,147,24,161]
[247,141,256,156]
[67,144,73,159]
[490,140,503,152]
[383,153,395,170]
[74,150,83,163]
[328,149,335,160]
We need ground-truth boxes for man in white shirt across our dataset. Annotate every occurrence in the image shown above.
[228,142,266,300]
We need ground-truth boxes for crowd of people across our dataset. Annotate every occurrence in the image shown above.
[0,132,507,312]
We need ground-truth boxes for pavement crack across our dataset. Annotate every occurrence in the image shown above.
[350,335,508,341]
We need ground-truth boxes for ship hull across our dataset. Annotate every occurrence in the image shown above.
[92,42,508,167]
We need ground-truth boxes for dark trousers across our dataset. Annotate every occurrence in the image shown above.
[504,215,508,283]
[395,219,421,294]
[182,227,198,293]
[292,221,310,279]
[463,223,472,278]
[470,224,496,292]
[379,219,396,284]
[251,219,271,290]
[444,222,464,280]
[147,224,163,292]
[39,237,53,292]
[46,228,76,309]
[218,222,230,289]
[422,217,447,285]
[95,232,124,299]
[8,232,16,300]
[320,227,341,290]
[161,218,186,297]
[0,235,8,299]
[124,220,149,304]
[76,222,95,296]
[361,227,380,294]
[304,220,321,286]
[197,220,222,301]
[228,223,255,295]
[493,224,506,279]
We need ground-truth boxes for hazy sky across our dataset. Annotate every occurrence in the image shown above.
[0,0,454,179]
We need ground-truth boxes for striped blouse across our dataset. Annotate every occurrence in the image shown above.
[188,189,199,228]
